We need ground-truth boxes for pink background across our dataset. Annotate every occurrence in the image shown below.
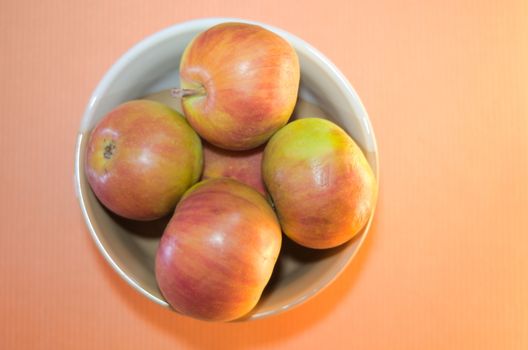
[1,0,527,349]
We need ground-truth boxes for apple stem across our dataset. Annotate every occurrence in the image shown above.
[170,87,205,98]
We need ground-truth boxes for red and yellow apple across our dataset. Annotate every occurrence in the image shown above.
[262,118,377,249]
[84,100,203,221]
[202,141,266,196]
[179,22,300,151]
[155,178,281,321]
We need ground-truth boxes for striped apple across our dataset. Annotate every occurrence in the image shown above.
[155,178,282,321]
[201,141,266,196]
[177,22,300,151]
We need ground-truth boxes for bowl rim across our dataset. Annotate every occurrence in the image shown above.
[73,17,380,320]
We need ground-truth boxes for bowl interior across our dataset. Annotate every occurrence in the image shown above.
[75,18,378,320]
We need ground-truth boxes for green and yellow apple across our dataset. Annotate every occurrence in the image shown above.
[262,118,377,249]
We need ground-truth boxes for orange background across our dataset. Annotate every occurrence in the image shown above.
[1,0,527,349]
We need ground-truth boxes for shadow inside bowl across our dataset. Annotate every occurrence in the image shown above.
[259,232,359,302]
[108,211,171,239]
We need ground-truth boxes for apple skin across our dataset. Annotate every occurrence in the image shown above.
[155,178,282,321]
[180,22,300,151]
[202,141,266,196]
[262,118,377,249]
[84,100,203,221]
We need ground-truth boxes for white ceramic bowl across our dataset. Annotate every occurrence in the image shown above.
[74,18,378,320]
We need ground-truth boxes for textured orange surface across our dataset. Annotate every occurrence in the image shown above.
[1,1,527,349]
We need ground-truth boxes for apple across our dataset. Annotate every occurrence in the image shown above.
[202,141,266,196]
[262,118,377,249]
[177,22,300,151]
[85,100,203,221]
[155,178,282,321]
